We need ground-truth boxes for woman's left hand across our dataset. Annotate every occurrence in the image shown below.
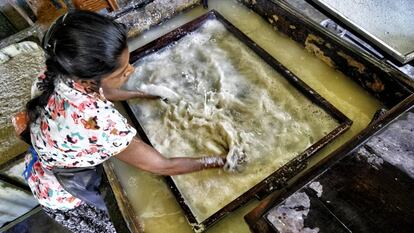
[135,91,160,100]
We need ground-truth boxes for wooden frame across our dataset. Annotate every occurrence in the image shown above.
[122,10,352,232]
[102,162,143,233]
[73,0,118,12]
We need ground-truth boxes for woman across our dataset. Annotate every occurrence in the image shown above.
[21,11,226,233]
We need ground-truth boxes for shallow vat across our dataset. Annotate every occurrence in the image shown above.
[102,0,413,232]
[122,10,351,231]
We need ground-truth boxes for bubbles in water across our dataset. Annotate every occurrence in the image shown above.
[128,177,138,187]
[181,71,189,79]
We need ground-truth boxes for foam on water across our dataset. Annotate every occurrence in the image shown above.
[125,19,339,221]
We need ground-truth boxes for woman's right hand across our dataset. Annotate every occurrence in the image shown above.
[223,148,247,173]
[115,138,225,176]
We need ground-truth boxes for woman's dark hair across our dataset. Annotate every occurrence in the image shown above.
[26,10,127,124]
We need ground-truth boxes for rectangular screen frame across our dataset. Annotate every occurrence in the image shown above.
[123,10,352,232]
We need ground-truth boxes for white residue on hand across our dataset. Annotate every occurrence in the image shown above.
[138,83,181,101]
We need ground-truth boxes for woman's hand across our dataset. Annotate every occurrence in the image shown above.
[134,90,160,100]
[223,148,247,173]
[115,138,225,176]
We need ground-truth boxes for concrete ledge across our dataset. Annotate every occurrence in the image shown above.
[114,0,201,37]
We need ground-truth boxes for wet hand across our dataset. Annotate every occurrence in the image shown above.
[137,84,180,102]
[136,91,161,99]
[198,156,225,169]
[224,147,247,173]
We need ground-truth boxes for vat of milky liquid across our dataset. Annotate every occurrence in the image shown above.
[122,11,352,231]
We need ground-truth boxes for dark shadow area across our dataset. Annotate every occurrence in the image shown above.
[4,210,71,233]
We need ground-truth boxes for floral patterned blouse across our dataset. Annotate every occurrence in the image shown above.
[25,75,136,210]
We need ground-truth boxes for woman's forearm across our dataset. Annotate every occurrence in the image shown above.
[154,156,224,175]
[103,87,158,101]
[115,138,224,175]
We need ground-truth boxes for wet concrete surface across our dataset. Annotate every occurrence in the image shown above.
[0,42,44,165]
[113,0,201,37]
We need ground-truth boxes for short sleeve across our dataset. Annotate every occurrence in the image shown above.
[31,79,137,168]
[79,105,137,165]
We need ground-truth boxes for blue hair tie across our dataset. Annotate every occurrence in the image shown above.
[22,146,39,180]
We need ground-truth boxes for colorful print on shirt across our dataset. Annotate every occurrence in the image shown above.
[26,77,136,210]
